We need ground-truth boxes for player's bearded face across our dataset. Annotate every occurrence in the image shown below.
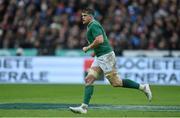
[81,13,91,24]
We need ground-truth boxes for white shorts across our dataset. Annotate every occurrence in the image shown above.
[91,51,116,73]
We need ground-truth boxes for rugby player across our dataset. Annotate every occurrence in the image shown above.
[69,8,152,114]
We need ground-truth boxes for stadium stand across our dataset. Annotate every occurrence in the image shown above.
[0,0,179,55]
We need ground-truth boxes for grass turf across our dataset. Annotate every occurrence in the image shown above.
[0,84,180,117]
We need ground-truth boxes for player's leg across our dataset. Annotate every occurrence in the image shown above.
[69,59,103,114]
[69,70,96,114]
[105,68,140,89]
[98,51,152,101]
[105,71,152,101]
[69,67,102,114]
[83,67,102,105]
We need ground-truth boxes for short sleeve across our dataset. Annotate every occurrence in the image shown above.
[91,24,103,38]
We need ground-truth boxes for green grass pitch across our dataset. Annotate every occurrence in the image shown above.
[0,84,180,117]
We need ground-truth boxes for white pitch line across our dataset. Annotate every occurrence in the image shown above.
[0,103,180,112]
[89,105,180,111]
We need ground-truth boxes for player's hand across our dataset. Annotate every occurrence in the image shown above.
[82,46,89,53]
[91,52,95,57]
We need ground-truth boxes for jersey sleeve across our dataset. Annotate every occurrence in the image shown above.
[91,24,103,38]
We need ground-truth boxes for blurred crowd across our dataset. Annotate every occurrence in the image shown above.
[0,0,180,55]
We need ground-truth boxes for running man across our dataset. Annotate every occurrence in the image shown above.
[69,8,152,114]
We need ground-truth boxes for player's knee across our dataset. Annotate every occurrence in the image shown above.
[105,70,118,80]
[85,75,95,85]
[87,68,100,79]
[105,70,123,87]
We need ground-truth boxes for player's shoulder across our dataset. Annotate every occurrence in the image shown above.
[90,20,101,28]
[92,20,101,26]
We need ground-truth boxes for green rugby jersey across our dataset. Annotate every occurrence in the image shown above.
[86,20,113,57]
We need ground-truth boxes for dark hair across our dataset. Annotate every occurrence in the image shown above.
[82,8,94,16]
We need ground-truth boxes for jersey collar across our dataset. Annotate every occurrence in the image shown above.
[87,19,95,27]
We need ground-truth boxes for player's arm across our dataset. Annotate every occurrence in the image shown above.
[83,35,104,52]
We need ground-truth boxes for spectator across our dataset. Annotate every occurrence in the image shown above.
[0,0,179,53]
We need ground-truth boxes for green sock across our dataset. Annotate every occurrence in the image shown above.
[83,85,94,105]
[122,79,139,89]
